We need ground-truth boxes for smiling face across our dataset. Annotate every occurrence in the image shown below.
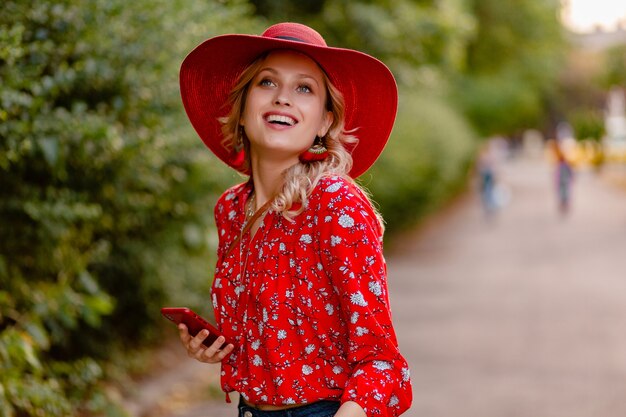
[241,50,333,167]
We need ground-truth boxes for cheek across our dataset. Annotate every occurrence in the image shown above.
[242,90,264,119]
[314,97,330,127]
[241,100,260,127]
[303,101,327,126]
[240,107,252,126]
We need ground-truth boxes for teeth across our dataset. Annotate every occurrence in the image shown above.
[266,114,296,126]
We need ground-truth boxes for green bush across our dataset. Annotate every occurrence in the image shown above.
[0,0,258,415]
[457,0,565,136]
[571,109,606,142]
[453,72,545,136]
[598,44,626,89]
[364,89,478,233]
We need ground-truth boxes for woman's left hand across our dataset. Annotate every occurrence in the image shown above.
[178,323,235,363]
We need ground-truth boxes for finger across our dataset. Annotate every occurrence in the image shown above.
[212,343,235,361]
[200,335,225,357]
[189,329,209,351]
[178,324,191,344]
[200,338,233,363]
[195,346,212,362]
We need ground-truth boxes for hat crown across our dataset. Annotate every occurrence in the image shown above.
[261,22,327,47]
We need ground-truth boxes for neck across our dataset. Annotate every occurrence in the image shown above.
[249,154,297,209]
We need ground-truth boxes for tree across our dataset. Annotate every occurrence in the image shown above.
[601,44,626,88]
[455,0,566,136]
[249,0,326,19]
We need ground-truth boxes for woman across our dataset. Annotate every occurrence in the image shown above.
[177,22,412,417]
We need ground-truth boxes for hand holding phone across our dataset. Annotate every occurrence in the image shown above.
[161,307,229,348]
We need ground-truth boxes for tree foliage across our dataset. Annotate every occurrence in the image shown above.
[600,44,626,88]
[0,0,258,414]
[364,90,477,232]
[454,0,566,135]
[571,109,606,142]
[250,0,326,19]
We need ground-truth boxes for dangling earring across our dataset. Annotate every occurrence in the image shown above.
[229,126,246,169]
[299,136,329,163]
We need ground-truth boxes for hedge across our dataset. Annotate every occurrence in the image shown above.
[364,89,478,232]
[0,1,258,415]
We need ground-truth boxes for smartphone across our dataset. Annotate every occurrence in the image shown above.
[161,307,228,348]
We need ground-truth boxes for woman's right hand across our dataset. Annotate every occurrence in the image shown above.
[178,323,235,363]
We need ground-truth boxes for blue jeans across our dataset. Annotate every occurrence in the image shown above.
[237,399,340,417]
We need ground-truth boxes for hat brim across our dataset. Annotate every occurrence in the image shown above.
[180,34,397,178]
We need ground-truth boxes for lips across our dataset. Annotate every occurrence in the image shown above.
[264,113,297,126]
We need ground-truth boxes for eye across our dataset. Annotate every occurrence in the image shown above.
[259,78,275,87]
[296,84,313,93]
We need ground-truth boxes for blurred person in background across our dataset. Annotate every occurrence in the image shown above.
[175,22,412,417]
[477,143,497,217]
[477,139,512,221]
[550,139,574,215]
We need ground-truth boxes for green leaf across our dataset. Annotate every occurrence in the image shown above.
[20,335,41,371]
[23,322,50,351]
[0,382,15,417]
[183,223,204,250]
[78,271,99,295]
[38,137,59,167]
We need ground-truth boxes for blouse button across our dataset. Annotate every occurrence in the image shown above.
[244,411,253,417]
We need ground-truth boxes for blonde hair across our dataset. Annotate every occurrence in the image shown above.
[220,51,384,230]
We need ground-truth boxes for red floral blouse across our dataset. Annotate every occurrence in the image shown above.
[212,175,412,417]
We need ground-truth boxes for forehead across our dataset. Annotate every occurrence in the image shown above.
[259,50,326,79]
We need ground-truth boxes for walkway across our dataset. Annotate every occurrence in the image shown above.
[128,154,626,416]
[390,155,626,416]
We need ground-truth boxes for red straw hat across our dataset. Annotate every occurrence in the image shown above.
[180,22,398,178]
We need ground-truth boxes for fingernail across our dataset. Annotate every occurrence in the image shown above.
[217,336,225,343]
[201,330,208,336]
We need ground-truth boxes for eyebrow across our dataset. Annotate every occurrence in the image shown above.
[257,67,321,86]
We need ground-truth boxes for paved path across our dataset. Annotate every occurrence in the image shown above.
[131,155,626,417]
[390,155,626,417]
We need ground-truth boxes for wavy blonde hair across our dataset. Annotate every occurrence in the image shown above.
[220,50,384,230]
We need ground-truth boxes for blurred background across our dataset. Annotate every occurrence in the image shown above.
[1,0,625,416]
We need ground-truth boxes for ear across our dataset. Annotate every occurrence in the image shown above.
[318,111,334,137]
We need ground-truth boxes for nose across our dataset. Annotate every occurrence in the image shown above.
[274,86,291,106]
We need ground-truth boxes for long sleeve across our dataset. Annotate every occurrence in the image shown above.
[316,177,412,416]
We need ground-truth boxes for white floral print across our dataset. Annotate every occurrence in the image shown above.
[211,177,412,417]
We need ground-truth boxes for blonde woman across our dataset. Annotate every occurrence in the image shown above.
[177,22,412,417]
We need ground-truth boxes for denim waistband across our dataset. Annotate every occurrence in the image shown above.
[237,398,340,417]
